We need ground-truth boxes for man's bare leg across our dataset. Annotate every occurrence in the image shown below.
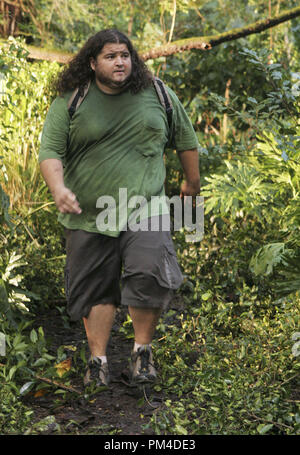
[83,303,116,357]
[128,306,162,382]
[128,306,162,345]
[83,305,162,356]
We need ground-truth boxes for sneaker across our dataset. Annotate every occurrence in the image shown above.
[84,357,110,387]
[130,345,157,384]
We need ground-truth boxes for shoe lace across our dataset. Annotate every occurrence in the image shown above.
[139,348,154,374]
[89,359,102,379]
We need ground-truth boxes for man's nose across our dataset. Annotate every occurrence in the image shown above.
[115,56,123,65]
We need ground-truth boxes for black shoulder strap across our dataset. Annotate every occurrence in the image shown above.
[67,78,173,127]
[152,77,173,129]
[68,81,91,118]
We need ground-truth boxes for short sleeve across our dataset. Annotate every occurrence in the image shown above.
[166,86,200,152]
[38,95,70,163]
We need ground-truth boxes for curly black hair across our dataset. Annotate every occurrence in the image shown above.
[55,29,153,96]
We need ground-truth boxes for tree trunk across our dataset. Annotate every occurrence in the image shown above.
[0,0,22,37]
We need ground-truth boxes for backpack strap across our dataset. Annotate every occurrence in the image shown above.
[67,78,173,127]
[152,76,173,129]
[68,81,91,118]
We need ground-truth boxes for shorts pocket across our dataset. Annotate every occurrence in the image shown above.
[157,244,183,290]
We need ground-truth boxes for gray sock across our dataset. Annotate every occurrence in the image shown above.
[92,355,107,364]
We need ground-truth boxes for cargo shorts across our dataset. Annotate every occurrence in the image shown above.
[64,215,183,321]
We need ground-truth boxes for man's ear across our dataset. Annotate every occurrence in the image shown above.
[90,57,96,71]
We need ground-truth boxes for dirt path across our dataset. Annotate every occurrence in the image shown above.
[22,305,165,435]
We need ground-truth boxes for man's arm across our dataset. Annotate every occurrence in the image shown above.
[177,148,200,197]
[40,159,82,214]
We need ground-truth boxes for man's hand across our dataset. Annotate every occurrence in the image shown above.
[39,159,82,215]
[52,185,82,214]
[180,179,200,198]
[177,149,200,198]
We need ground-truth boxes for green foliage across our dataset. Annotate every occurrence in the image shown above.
[0,38,60,214]
[0,321,54,383]
[0,383,34,434]
[0,38,67,434]
[201,47,300,297]
[147,289,300,435]
[0,38,65,304]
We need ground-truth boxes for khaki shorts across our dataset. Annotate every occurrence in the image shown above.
[64,215,183,321]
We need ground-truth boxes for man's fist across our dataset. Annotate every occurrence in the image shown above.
[180,179,200,198]
[52,185,82,214]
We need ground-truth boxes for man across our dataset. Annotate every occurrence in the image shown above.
[39,29,200,388]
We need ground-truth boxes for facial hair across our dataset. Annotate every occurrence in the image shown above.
[95,71,132,91]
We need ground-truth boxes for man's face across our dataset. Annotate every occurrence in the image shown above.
[90,43,132,94]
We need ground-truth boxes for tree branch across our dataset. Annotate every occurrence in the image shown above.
[3,6,299,64]
[26,46,73,63]
[141,6,300,60]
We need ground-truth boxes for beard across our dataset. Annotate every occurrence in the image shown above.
[95,71,132,91]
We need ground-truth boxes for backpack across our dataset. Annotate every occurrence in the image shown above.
[67,76,173,128]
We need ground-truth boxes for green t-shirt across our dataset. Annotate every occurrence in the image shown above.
[39,81,199,236]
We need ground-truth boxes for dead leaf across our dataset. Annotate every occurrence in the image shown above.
[55,358,72,377]
[62,345,77,352]
[34,389,48,397]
